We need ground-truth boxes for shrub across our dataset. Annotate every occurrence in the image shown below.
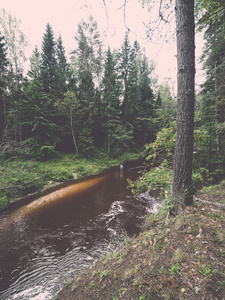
[128,159,173,198]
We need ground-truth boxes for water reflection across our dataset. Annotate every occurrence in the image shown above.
[0,161,159,300]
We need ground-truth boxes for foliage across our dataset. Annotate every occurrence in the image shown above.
[118,33,156,147]
[56,34,69,97]
[0,151,142,209]
[130,119,225,206]
[0,9,28,143]
[196,0,225,35]
[196,1,225,173]
[55,91,79,152]
[23,78,60,160]
[198,264,213,278]
[0,9,28,73]
[128,159,173,198]
[41,23,58,97]
[0,13,160,158]
[145,123,176,164]
[168,263,181,278]
[101,47,129,153]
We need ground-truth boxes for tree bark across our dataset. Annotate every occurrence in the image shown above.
[70,108,79,153]
[172,0,195,213]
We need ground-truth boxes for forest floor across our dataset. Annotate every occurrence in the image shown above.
[54,181,225,300]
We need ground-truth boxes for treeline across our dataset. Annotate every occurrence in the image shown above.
[140,0,225,189]
[0,13,172,160]
[195,0,225,174]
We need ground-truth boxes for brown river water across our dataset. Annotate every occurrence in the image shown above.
[0,160,160,300]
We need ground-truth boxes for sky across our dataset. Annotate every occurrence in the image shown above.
[0,0,205,89]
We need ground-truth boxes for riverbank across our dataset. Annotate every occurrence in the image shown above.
[0,151,142,210]
[54,180,225,300]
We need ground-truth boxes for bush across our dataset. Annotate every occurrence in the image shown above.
[128,160,173,198]
[145,124,176,165]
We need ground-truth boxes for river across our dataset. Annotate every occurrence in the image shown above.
[0,160,160,300]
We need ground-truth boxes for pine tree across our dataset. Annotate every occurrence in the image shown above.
[197,1,225,168]
[56,35,68,97]
[27,46,42,79]
[137,53,155,145]
[126,41,141,128]
[23,41,60,160]
[24,79,59,160]
[41,23,58,100]
[77,69,95,155]
[119,34,154,147]
[101,47,132,153]
[172,0,195,213]
[73,17,103,154]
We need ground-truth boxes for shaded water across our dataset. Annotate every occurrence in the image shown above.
[0,161,160,300]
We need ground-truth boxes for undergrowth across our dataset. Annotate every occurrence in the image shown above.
[128,124,225,208]
[0,151,141,209]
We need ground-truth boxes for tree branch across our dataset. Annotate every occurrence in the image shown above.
[123,0,130,32]
[102,0,109,33]
[116,0,131,32]
[159,0,170,24]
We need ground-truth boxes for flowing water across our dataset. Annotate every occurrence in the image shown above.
[0,160,160,300]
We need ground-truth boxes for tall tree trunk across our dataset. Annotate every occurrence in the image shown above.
[214,62,220,153]
[172,0,195,213]
[70,108,79,153]
[83,46,88,71]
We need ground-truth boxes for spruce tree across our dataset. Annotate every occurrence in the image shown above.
[77,69,95,155]
[41,23,58,100]
[56,35,68,97]
[101,47,132,153]
[198,2,225,168]
[119,34,152,147]
[27,46,42,79]
[24,47,59,160]
[73,17,103,154]
[137,54,155,145]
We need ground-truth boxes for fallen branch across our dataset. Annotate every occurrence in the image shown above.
[3,156,18,170]
[165,211,170,225]
[194,197,225,210]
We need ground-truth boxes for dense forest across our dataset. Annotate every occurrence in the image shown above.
[0,0,225,207]
[0,13,164,160]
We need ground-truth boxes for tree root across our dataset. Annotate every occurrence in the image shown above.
[194,197,225,210]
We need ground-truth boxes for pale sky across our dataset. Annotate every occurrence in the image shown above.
[0,0,205,88]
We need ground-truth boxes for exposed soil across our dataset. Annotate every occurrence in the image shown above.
[54,185,225,300]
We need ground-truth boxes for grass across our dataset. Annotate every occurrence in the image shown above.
[201,179,225,201]
[198,264,213,278]
[54,180,225,299]
[0,151,142,209]
[99,270,109,282]
[168,263,182,278]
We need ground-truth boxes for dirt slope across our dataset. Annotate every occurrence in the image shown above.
[54,185,225,300]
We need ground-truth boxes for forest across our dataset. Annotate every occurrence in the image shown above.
[0,0,225,209]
